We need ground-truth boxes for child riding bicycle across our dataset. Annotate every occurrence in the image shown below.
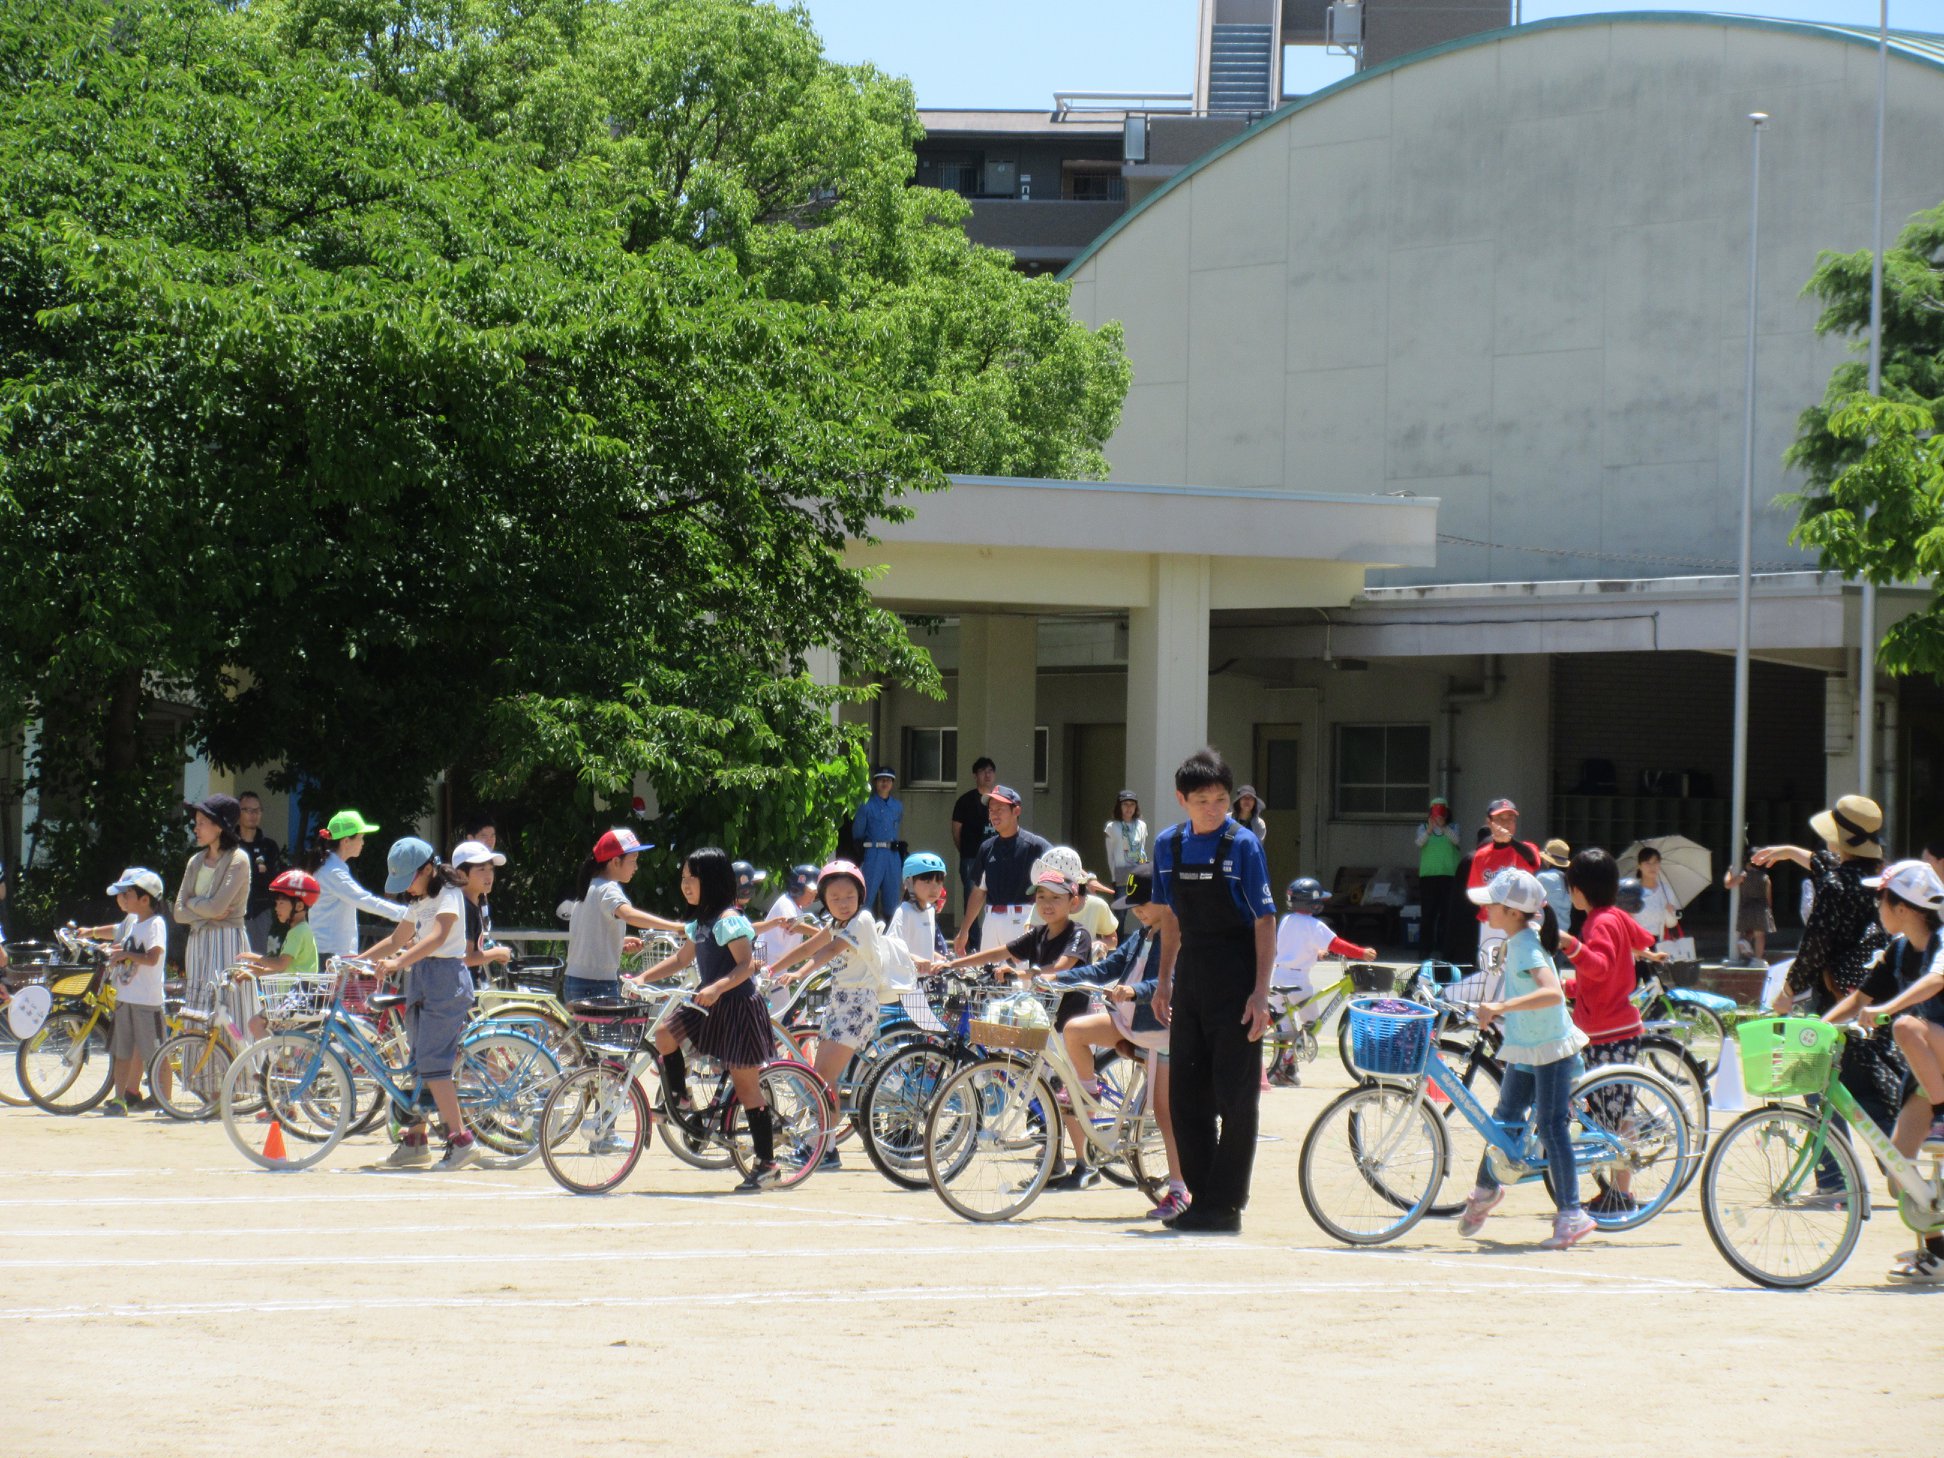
[1268,877,1376,1087]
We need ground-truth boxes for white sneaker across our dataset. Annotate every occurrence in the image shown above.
[433,1136,479,1172]
[381,1140,434,1169]
[1457,1185,1504,1237]
[1541,1208,1598,1250]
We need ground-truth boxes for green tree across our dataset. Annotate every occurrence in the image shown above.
[0,0,1128,923]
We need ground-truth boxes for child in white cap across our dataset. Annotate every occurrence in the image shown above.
[1457,867,1594,1250]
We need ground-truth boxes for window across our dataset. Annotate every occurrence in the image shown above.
[1332,724,1431,818]
[1034,726,1051,790]
[905,726,958,789]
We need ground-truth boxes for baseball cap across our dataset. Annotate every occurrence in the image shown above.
[1486,798,1519,818]
[1541,838,1571,868]
[384,836,437,894]
[106,867,165,900]
[1116,789,1139,804]
[1467,867,1547,915]
[1112,864,1154,912]
[1032,869,1078,896]
[324,809,381,840]
[184,794,241,832]
[451,839,506,869]
[987,784,1023,807]
[1863,859,1944,910]
[592,828,652,862]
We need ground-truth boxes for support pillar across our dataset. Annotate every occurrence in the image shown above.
[1127,555,1212,831]
[956,614,1039,813]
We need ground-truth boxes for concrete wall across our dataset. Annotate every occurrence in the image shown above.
[1066,18,1944,587]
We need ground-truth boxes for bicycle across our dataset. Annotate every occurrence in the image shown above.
[1632,969,1733,1075]
[537,987,832,1195]
[921,983,1169,1222]
[147,966,265,1121]
[851,970,1010,1188]
[217,956,561,1171]
[1264,960,1395,1083]
[14,928,121,1115]
[1700,1014,1944,1288]
[1299,995,1692,1245]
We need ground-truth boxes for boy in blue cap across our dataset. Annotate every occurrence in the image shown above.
[852,768,904,921]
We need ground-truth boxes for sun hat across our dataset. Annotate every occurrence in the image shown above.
[384,836,437,894]
[450,840,506,869]
[184,794,241,833]
[1112,864,1154,912]
[592,828,652,862]
[1467,867,1547,915]
[1810,795,1884,860]
[1540,838,1571,869]
[1235,784,1260,805]
[324,809,380,841]
[986,784,1023,807]
[1863,859,1944,910]
[1033,846,1092,887]
[106,867,165,900]
[1485,797,1519,819]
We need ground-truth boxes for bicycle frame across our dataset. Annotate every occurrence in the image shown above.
[1770,1078,1941,1227]
[1415,1050,1627,1180]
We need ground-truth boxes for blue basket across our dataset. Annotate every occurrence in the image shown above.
[1346,997,1436,1077]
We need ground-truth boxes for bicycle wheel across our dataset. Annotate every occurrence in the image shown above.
[656,1048,735,1170]
[1635,1037,1710,1192]
[1701,1104,1866,1289]
[1556,1067,1689,1231]
[1426,1036,1502,1217]
[1299,1084,1447,1245]
[728,1061,834,1188]
[540,1064,649,1194]
[147,1031,232,1121]
[858,1041,967,1190]
[456,1031,561,1163]
[1648,997,1725,1076]
[19,1011,115,1114]
[924,1057,1059,1222]
[0,1018,29,1107]
[1118,1061,1172,1205]
[220,1034,353,1171]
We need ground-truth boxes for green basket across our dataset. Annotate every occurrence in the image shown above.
[1737,1017,1840,1098]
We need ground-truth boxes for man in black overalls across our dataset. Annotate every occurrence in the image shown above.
[1151,748,1278,1234]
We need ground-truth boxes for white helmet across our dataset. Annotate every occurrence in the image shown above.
[1031,845,1090,887]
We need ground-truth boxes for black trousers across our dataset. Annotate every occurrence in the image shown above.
[1418,875,1453,958]
[1170,960,1262,1213]
[957,857,982,952]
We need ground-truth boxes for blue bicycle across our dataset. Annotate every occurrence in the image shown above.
[218,957,561,1172]
[1299,997,1693,1245]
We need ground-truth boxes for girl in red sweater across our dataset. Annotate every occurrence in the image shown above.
[1559,848,1667,1216]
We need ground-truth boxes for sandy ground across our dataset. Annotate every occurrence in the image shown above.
[2,1058,1938,1458]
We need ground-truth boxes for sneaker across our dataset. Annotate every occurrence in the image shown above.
[100,1098,128,1118]
[124,1094,154,1112]
[1585,1187,1639,1219]
[818,1147,842,1172]
[1149,1190,1191,1221]
[433,1134,478,1172]
[382,1138,435,1169]
[1888,1250,1944,1284]
[1541,1208,1598,1250]
[1925,1120,1944,1148]
[735,1161,781,1193]
[1457,1185,1505,1237]
[1046,1163,1101,1192]
[1163,1204,1241,1234]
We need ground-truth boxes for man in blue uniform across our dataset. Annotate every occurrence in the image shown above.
[1150,747,1277,1234]
[852,767,904,921]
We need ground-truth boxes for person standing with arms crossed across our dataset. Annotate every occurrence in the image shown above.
[1149,748,1278,1235]
[951,784,1049,958]
[952,757,998,949]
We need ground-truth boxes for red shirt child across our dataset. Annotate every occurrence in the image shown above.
[1560,904,1654,1043]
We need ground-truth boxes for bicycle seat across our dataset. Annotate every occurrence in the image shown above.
[569,998,629,1018]
[367,992,406,1013]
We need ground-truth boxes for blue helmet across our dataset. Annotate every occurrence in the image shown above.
[903,851,948,880]
[731,860,767,896]
[1616,877,1646,914]
[1285,877,1329,911]
[786,863,820,895]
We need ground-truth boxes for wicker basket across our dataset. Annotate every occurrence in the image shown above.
[969,1019,1050,1052]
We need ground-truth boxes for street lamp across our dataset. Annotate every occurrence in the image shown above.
[1727,110,1768,961]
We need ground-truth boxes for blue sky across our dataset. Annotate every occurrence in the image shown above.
[798,2,1907,106]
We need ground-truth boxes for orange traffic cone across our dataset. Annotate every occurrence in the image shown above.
[262,1120,288,1162]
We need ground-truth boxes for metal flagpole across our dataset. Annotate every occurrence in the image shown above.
[1858,0,1887,800]
[1728,111,1767,961]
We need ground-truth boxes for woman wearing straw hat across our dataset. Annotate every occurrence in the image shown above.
[1752,794,1905,1141]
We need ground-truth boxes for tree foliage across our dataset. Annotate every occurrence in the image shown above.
[0,0,1130,920]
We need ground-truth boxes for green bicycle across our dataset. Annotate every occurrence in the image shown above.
[1701,1014,1942,1288]
[1264,961,1394,1084]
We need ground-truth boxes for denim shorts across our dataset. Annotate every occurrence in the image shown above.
[406,957,473,1080]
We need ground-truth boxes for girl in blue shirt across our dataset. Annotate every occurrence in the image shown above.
[1459,867,1595,1250]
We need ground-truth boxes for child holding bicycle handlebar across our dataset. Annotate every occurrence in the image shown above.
[1459,868,1595,1250]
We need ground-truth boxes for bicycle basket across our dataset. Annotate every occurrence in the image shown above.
[971,992,1051,1051]
[1346,997,1436,1077]
[1737,1017,1839,1098]
[1444,967,1504,1006]
[1349,964,1395,995]
[968,1019,1049,1052]
[48,972,98,999]
[257,970,335,1026]
[570,1002,652,1054]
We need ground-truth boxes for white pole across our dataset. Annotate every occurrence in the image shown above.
[1729,111,1767,963]
[1858,0,1887,802]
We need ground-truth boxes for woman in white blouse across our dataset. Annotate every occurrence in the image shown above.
[1103,791,1150,888]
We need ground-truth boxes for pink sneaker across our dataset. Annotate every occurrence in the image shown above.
[1541,1208,1597,1250]
[1457,1185,1505,1237]
[1149,1190,1191,1221]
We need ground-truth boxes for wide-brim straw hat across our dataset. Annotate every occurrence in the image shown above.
[1809,794,1884,859]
